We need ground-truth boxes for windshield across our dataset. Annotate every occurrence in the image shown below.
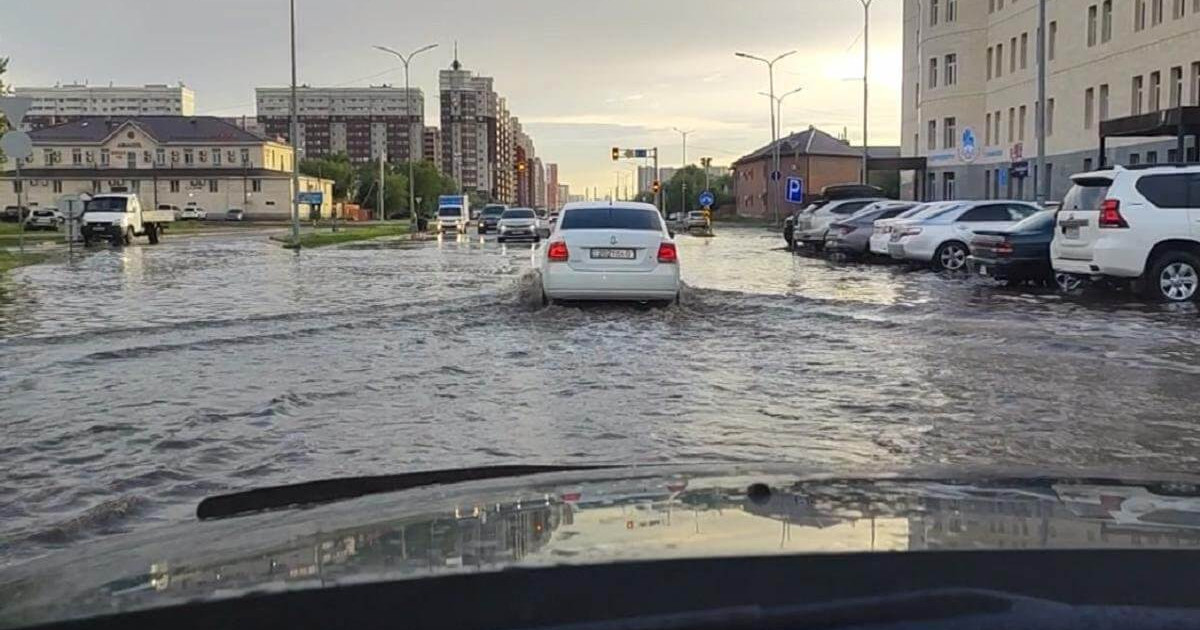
[560,207,662,231]
[6,4,1200,626]
[83,198,129,213]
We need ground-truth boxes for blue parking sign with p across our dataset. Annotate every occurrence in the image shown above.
[786,177,805,204]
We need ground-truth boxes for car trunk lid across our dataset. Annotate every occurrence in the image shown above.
[1055,176,1112,261]
[561,229,664,273]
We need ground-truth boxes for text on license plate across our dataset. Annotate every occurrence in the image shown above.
[590,248,636,260]
[1064,227,1080,239]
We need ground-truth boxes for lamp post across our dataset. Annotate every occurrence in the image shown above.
[854,0,875,184]
[736,50,797,225]
[672,127,694,215]
[758,87,804,146]
[289,0,300,247]
[373,43,439,234]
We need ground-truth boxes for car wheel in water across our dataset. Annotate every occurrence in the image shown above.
[933,241,968,272]
[1055,273,1083,293]
[147,224,160,245]
[1148,251,1200,302]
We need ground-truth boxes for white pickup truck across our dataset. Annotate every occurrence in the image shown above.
[81,194,174,246]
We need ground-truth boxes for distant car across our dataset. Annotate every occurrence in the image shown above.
[887,200,1042,271]
[538,202,680,305]
[685,211,708,230]
[225,209,245,222]
[793,198,885,252]
[180,207,208,221]
[548,211,560,227]
[478,204,508,235]
[157,204,183,220]
[1052,165,1200,302]
[497,208,541,243]
[25,208,64,231]
[2,205,32,223]
[823,201,917,258]
[869,202,961,257]
[967,210,1057,284]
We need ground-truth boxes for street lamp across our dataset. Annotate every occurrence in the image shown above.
[289,0,300,247]
[854,0,874,184]
[736,50,797,224]
[373,42,439,234]
[758,87,804,146]
[672,127,694,215]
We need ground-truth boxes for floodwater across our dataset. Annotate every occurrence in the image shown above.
[2,227,1199,564]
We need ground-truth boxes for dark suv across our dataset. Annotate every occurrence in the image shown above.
[478,205,508,235]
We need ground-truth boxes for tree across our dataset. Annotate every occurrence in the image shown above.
[352,162,409,217]
[0,58,9,160]
[401,160,459,218]
[299,153,355,200]
[664,165,734,214]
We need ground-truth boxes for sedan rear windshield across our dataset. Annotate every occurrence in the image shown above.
[502,209,537,219]
[84,198,129,213]
[560,208,662,231]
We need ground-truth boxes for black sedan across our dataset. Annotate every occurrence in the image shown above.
[967,210,1055,284]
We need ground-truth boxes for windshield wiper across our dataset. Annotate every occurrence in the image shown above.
[197,464,614,521]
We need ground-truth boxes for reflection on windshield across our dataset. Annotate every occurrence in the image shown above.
[84,198,128,213]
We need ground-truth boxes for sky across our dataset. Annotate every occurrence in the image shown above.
[2,0,904,196]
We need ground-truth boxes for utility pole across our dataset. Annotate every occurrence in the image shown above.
[1035,0,1048,204]
[373,43,439,233]
[736,50,797,225]
[289,0,301,247]
[858,0,874,185]
[378,153,385,221]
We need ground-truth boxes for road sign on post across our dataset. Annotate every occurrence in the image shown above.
[297,191,324,206]
[1,97,36,255]
[786,177,805,204]
[698,191,715,208]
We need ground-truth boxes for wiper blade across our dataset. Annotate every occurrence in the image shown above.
[197,464,615,521]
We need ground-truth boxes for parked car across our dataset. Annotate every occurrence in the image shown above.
[538,202,680,305]
[793,198,885,252]
[496,208,541,243]
[225,209,245,222]
[180,206,208,221]
[887,200,1041,270]
[25,208,64,231]
[824,201,917,258]
[2,205,32,223]
[684,211,708,230]
[967,210,1057,284]
[157,204,183,220]
[1052,165,1200,302]
[869,202,961,257]
[478,204,508,234]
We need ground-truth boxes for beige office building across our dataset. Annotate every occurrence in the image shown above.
[902,0,1200,201]
[0,116,332,219]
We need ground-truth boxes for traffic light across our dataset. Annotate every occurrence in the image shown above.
[612,147,621,161]
[652,180,661,194]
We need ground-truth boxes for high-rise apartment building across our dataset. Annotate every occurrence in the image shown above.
[902,0,1200,201]
[545,163,560,210]
[422,127,442,172]
[16,83,195,130]
[255,86,423,164]
[440,55,499,198]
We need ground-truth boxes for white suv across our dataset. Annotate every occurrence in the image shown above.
[1052,166,1200,302]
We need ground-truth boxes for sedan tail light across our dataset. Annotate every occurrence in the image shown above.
[657,242,678,264]
[835,224,857,235]
[900,227,923,237]
[547,241,569,262]
[1098,199,1129,228]
[994,240,1014,256]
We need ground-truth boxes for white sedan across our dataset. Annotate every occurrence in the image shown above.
[538,202,680,305]
[887,200,1041,270]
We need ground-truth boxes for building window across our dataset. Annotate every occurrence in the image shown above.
[1192,63,1200,106]
[52,180,63,194]
[1150,71,1162,111]
[944,117,957,148]
[92,181,102,193]
[1152,0,1164,24]
[942,172,956,200]
[1018,105,1027,142]
[1098,84,1110,121]
[1008,107,1016,142]
[252,179,262,193]
[1135,0,1147,30]
[72,148,82,165]
[241,149,251,165]
[1047,98,1056,136]
[1085,88,1096,129]
[947,0,957,21]
[1102,1,1113,41]
[990,0,995,11]
[929,57,939,88]
[996,43,1004,77]
[131,180,141,193]
[986,112,993,144]
[1147,150,1159,164]
[212,149,222,166]
[184,149,194,165]
[100,149,110,166]
[987,47,994,79]
[994,110,1002,145]
[1049,22,1058,60]
[1009,37,1017,74]
[931,0,939,24]
[1132,75,1145,115]
[155,148,165,165]
[208,179,219,193]
[12,180,22,194]
[1020,33,1029,69]
[199,150,207,164]
[1171,66,1184,107]
[1129,152,1141,165]
[170,180,180,193]
[945,54,957,85]
[1087,5,1099,46]
[1174,0,1186,18]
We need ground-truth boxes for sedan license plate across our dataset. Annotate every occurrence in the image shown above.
[590,248,636,260]
[1064,227,1080,239]
[978,264,988,276]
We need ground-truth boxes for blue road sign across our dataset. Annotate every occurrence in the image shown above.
[633,149,649,158]
[770,170,782,181]
[998,168,1009,187]
[786,177,805,204]
[698,191,715,207]
[297,192,324,205]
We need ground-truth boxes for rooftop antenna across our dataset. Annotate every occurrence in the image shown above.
[451,41,461,70]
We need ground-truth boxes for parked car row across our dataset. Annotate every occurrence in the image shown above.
[790,164,1200,303]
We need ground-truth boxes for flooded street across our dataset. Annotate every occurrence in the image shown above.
[2,226,1200,563]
